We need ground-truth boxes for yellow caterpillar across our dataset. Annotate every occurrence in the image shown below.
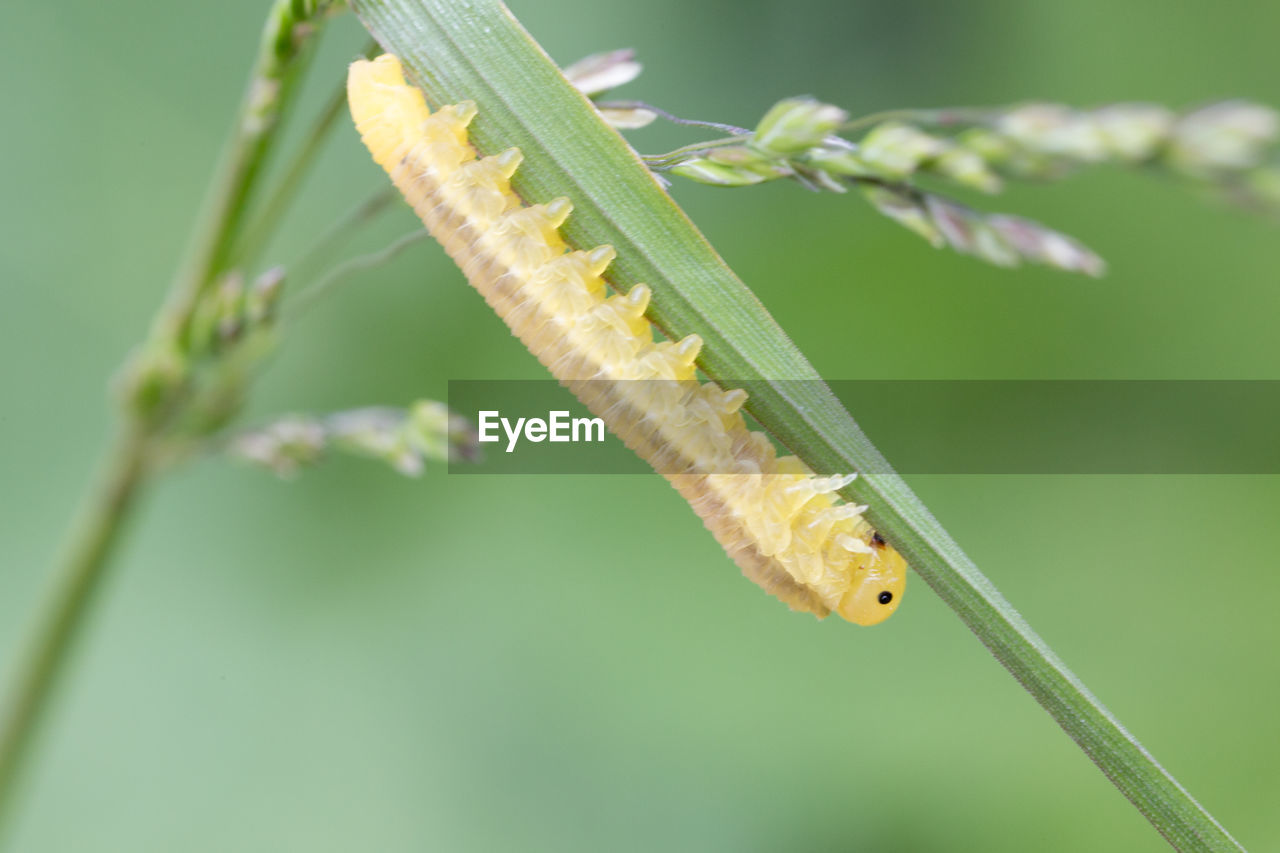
[347,54,906,625]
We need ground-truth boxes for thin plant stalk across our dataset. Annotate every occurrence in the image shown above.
[286,228,430,318]
[155,0,335,349]
[0,0,340,837]
[229,39,382,271]
[288,186,398,285]
[0,427,150,831]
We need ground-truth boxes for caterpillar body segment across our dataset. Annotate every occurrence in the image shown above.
[347,54,906,625]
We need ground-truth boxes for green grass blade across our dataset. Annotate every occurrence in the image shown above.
[350,2,1245,848]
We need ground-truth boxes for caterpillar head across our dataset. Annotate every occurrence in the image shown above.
[836,537,907,626]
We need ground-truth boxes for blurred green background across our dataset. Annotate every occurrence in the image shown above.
[2,0,1278,849]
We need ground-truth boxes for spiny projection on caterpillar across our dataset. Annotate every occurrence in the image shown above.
[346,54,907,625]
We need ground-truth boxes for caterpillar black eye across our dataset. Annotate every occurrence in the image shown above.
[878,591,893,605]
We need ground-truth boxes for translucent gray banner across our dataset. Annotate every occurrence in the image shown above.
[446,380,1280,474]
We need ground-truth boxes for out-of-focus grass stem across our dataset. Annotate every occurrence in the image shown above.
[0,0,341,840]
